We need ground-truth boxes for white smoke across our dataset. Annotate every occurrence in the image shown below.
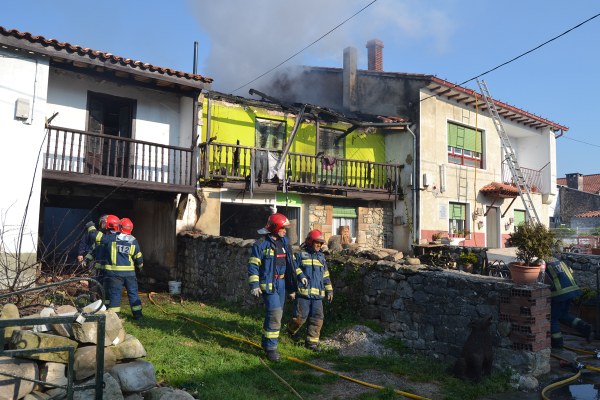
[190,0,456,94]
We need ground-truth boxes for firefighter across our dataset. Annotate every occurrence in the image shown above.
[287,230,333,351]
[83,215,112,301]
[546,257,592,348]
[247,213,306,362]
[77,221,97,265]
[102,217,144,320]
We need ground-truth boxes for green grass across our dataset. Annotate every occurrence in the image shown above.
[121,294,513,400]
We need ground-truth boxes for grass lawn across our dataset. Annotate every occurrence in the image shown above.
[122,293,513,400]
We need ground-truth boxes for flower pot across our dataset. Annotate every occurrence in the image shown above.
[508,262,541,285]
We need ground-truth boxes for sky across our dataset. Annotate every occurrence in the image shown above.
[1,0,599,178]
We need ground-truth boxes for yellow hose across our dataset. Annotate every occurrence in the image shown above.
[541,369,581,400]
[287,356,430,400]
[147,292,431,400]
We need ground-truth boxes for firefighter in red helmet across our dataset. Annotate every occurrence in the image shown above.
[248,213,307,362]
[101,217,144,319]
[287,229,333,351]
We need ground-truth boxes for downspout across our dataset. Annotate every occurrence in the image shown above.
[191,91,199,188]
[406,125,418,245]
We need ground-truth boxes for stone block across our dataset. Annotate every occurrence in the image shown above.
[74,345,117,380]
[1,303,20,340]
[111,334,147,360]
[40,362,67,388]
[74,372,123,400]
[109,360,156,393]
[72,310,123,346]
[9,330,78,363]
[0,356,37,399]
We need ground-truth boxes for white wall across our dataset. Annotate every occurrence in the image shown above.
[46,68,189,147]
[0,49,49,254]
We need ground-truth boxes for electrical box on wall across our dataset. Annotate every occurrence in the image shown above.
[422,173,431,188]
[15,98,30,120]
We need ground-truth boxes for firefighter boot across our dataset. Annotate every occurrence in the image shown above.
[551,333,564,349]
[576,320,593,343]
[265,349,281,362]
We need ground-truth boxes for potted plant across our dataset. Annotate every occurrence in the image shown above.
[506,221,559,284]
[458,251,478,273]
[431,231,444,243]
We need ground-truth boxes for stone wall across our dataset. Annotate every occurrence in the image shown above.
[177,233,550,376]
[560,252,600,291]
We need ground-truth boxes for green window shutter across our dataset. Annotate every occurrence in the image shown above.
[514,210,526,226]
[333,207,357,218]
[447,122,482,153]
[450,203,465,220]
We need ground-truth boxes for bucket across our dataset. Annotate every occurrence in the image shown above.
[168,281,182,295]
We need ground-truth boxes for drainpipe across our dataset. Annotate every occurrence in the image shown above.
[406,125,418,245]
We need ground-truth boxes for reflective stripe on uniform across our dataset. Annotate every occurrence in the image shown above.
[302,259,323,267]
[296,268,303,276]
[248,275,259,283]
[263,330,280,339]
[109,306,121,313]
[323,271,330,278]
[262,249,274,256]
[105,265,136,272]
[259,283,273,291]
[249,257,262,266]
[306,336,319,343]
[298,288,309,295]
[325,285,333,292]
[131,305,142,311]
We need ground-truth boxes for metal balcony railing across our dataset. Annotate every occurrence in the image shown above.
[501,161,542,193]
[200,142,401,193]
[44,126,194,188]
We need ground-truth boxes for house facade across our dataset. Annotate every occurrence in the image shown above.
[191,91,404,247]
[0,27,211,285]
[261,41,567,251]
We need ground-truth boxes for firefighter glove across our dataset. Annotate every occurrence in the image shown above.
[327,293,333,303]
[251,287,262,297]
[300,277,308,286]
[289,292,296,301]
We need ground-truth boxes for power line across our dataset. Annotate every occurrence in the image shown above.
[562,136,600,148]
[420,12,600,103]
[228,0,378,94]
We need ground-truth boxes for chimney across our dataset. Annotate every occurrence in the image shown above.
[366,39,384,72]
[343,46,358,111]
[565,173,583,191]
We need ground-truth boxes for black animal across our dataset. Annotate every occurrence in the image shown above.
[453,315,493,382]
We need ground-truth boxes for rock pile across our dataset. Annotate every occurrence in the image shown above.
[0,301,195,400]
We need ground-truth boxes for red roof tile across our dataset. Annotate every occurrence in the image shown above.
[479,182,520,197]
[0,26,212,85]
[557,174,600,194]
[574,210,600,218]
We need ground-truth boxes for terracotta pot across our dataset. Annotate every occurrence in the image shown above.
[508,262,541,285]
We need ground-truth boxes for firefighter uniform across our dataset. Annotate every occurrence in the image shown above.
[287,247,333,349]
[85,229,108,301]
[102,232,144,319]
[546,258,592,348]
[248,235,297,352]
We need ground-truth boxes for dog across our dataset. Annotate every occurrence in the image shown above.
[453,315,493,382]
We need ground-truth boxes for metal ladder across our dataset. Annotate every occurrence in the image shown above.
[476,79,540,225]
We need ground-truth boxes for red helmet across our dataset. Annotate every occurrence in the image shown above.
[120,218,133,234]
[106,215,120,232]
[306,230,325,246]
[262,213,290,234]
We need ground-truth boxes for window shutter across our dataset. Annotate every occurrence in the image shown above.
[450,203,465,220]
[514,210,526,226]
[447,122,482,153]
[333,207,357,218]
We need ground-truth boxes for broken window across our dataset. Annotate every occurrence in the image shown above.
[255,118,286,151]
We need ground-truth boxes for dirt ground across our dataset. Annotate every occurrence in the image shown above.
[309,360,443,400]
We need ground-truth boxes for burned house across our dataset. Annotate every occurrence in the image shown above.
[191,90,406,247]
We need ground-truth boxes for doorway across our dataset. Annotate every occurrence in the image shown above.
[486,206,500,248]
[86,92,136,177]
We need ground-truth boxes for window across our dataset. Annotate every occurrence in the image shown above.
[514,209,526,232]
[255,118,285,151]
[319,128,345,158]
[449,202,467,234]
[332,206,357,240]
[447,122,483,168]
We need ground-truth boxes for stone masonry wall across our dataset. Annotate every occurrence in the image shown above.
[177,233,551,376]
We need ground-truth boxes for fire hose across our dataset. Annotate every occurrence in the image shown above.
[542,350,600,400]
[147,292,431,400]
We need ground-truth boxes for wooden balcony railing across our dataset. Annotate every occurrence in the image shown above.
[200,142,401,194]
[44,126,194,189]
[501,161,542,193]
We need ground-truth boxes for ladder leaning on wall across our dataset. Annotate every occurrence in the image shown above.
[476,79,541,225]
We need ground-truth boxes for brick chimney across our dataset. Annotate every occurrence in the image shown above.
[565,173,583,191]
[366,39,384,72]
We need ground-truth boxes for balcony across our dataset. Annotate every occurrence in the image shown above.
[43,126,195,193]
[501,161,544,193]
[199,142,402,200]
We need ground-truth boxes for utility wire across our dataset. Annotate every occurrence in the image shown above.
[420,12,600,103]
[562,136,600,147]
[228,0,378,94]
